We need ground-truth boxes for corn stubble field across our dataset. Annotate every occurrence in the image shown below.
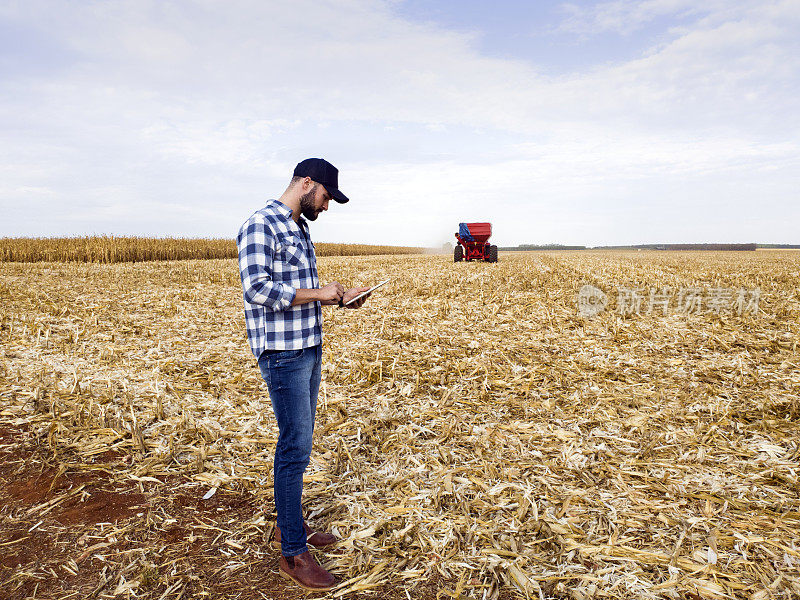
[1,249,799,600]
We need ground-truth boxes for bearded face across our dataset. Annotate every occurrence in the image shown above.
[299,184,321,221]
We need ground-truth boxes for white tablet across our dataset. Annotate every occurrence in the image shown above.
[344,280,390,306]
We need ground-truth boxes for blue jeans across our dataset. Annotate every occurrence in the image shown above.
[258,345,322,557]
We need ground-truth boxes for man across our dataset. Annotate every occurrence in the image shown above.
[237,158,371,591]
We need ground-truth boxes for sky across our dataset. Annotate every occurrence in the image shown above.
[1,0,798,247]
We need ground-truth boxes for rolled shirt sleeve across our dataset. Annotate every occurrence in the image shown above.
[237,215,297,311]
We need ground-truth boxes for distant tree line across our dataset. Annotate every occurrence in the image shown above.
[501,243,781,251]
[593,243,758,251]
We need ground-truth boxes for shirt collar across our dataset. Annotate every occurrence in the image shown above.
[269,198,293,219]
[269,199,308,230]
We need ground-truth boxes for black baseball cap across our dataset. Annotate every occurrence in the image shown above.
[293,158,349,204]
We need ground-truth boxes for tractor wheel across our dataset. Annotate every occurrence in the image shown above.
[488,245,498,263]
[454,245,463,262]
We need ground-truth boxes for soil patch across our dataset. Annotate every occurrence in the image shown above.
[56,486,146,524]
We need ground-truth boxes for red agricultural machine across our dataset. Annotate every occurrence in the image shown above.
[454,222,498,263]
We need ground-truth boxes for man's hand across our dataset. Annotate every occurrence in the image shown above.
[317,282,345,305]
[342,287,372,309]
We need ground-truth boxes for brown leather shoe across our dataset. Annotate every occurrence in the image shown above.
[274,522,337,549]
[279,551,336,591]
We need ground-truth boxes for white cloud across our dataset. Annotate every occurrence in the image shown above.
[558,0,727,36]
[0,0,798,245]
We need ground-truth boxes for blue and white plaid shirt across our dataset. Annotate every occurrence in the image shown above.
[237,199,322,357]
